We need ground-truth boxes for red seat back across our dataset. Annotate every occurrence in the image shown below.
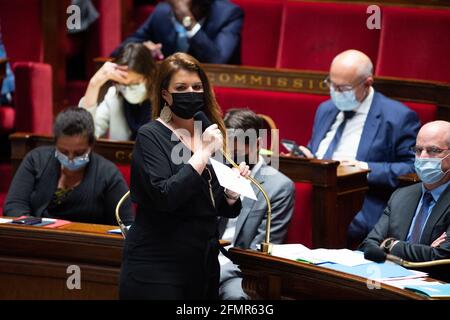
[214,86,328,146]
[376,7,450,83]
[402,101,437,126]
[232,0,283,67]
[116,164,131,186]
[276,1,380,71]
[285,182,313,247]
[0,0,44,64]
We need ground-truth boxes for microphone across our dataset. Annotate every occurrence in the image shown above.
[364,246,404,265]
[194,111,274,254]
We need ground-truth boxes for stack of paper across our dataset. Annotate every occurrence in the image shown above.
[403,283,450,298]
[271,244,372,267]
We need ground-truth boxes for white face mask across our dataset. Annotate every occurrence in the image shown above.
[120,83,148,104]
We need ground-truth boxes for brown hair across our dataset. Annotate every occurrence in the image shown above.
[152,52,226,140]
[98,43,157,103]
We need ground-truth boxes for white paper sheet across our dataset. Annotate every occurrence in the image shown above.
[271,244,326,264]
[210,158,257,200]
[310,249,373,267]
[381,277,437,289]
[0,218,12,224]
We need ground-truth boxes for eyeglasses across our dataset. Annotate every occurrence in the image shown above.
[323,76,367,93]
[411,146,450,156]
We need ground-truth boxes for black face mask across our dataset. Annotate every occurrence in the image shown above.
[170,92,204,119]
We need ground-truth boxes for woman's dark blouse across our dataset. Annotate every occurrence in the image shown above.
[122,120,241,292]
[3,146,133,225]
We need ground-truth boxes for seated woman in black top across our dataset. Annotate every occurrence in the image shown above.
[119,52,250,300]
[3,108,133,225]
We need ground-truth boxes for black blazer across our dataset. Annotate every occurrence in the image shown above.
[361,182,450,262]
[120,121,241,299]
[3,146,133,225]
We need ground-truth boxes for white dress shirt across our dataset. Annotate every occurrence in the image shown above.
[316,87,374,162]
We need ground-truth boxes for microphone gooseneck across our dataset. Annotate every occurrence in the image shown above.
[194,111,273,254]
[116,191,130,238]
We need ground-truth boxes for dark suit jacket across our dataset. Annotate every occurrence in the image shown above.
[361,183,450,261]
[112,0,243,64]
[3,146,133,225]
[307,91,420,240]
[120,121,241,299]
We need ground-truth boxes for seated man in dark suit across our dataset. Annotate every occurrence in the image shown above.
[299,49,420,245]
[361,121,450,261]
[112,0,243,64]
[219,108,295,299]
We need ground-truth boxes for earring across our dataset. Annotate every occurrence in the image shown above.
[160,103,172,123]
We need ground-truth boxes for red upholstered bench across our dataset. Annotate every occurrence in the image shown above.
[0,162,13,216]
[214,86,328,146]
[0,0,53,135]
[116,163,131,187]
[285,182,313,247]
[131,4,157,34]
[276,1,380,71]
[376,6,450,84]
[402,101,437,126]
[232,0,283,67]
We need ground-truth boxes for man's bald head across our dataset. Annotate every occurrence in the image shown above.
[330,50,373,83]
[417,120,450,149]
[328,50,374,103]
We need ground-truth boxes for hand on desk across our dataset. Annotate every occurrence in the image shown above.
[298,146,314,159]
[340,159,369,170]
[280,146,314,159]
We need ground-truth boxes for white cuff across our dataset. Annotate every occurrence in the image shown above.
[186,23,201,38]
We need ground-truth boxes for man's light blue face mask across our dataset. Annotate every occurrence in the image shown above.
[330,86,360,112]
[414,152,450,185]
[55,149,90,171]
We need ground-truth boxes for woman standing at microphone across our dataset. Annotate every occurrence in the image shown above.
[119,53,249,299]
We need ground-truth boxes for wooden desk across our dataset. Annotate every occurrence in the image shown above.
[398,173,421,187]
[0,222,123,299]
[0,221,230,299]
[228,248,433,300]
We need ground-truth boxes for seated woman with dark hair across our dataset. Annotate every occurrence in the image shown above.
[3,108,133,225]
[79,43,157,141]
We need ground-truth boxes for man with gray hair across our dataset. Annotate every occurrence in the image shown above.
[361,121,450,262]
[299,49,420,245]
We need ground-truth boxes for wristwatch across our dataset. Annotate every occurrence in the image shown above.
[380,237,397,253]
[182,16,193,29]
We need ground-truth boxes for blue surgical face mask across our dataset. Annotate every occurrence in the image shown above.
[330,87,360,112]
[414,153,450,184]
[55,150,90,171]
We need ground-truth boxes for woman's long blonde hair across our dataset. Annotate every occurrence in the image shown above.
[152,53,226,141]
